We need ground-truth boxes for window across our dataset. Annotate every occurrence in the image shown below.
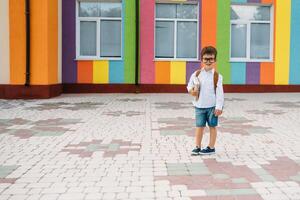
[230,4,273,62]
[76,1,122,59]
[155,3,199,60]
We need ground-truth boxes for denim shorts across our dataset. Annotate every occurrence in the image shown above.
[195,107,218,127]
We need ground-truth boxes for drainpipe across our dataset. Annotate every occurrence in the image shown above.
[25,0,30,86]
[135,0,139,87]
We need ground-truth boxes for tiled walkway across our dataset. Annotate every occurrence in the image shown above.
[0,93,300,200]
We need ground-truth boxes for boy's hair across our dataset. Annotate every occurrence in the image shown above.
[201,46,217,60]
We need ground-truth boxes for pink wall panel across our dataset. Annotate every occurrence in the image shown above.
[140,0,155,83]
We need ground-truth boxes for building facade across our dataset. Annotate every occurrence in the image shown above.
[0,0,300,98]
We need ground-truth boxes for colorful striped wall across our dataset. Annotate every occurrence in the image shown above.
[62,0,136,84]
[139,0,300,85]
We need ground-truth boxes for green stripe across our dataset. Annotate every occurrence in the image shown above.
[124,0,136,83]
[217,0,231,84]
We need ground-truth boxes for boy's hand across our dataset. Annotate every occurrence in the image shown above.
[190,87,199,97]
[214,109,222,116]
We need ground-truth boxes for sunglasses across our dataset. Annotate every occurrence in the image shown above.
[202,57,216,62]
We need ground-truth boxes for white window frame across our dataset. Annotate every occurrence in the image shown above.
[230,3,274,62]
[154,3,199,61]
[75,0,123,60]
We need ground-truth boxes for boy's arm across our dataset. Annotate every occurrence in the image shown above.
[215,75,224,110]
[187,73,195,94]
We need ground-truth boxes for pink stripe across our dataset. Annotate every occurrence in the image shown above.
[140,0,155,83]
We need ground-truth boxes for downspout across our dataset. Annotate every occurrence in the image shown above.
[135,0,139,87]
[25,0,30,86]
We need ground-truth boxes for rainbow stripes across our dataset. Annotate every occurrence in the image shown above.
[62,0,135,84]
[155,61,200,84]
[59,0,300,86]
[77,61,124,84]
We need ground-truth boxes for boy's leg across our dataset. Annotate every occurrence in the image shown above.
[208,127,217,148]
[192,107,206,155]
[207,107,218,148]
[199,107,218,155]
[195,127,205,147]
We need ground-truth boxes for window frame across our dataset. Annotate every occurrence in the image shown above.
[154,3,199,61]
[230,3,274,63]
[75,0,123,60]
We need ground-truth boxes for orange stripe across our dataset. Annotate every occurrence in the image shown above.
[47,0,58,84]
[9,0,26,84]
[260,62,274,84]
[77,61,93,83]
[201,0,217,48]
[30,0,49,84]
[10,0,58,85]
[260,0,275,85]
[261,0,274,3]
[155,62,170,84]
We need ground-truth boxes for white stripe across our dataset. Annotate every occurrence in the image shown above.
[0,0,10,84]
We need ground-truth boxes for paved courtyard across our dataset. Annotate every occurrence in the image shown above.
[0,93,300,200]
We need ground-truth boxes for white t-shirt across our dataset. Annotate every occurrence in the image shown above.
[187,68,224,110]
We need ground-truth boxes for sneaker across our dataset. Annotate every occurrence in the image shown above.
[199,146,215,155]
[191,147,201,156]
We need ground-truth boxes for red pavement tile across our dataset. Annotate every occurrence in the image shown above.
[234,195,263,200]
[0,178,17,184]
[204,159,261,182]
[262,157,300,181]
[191,197,218,200]
[79,151,93,157]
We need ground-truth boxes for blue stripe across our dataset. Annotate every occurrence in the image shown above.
[109,61,124,83]
[231,63,246,84]
[231,0,247,3]
[289,0,300,84]
[122,1,125,59]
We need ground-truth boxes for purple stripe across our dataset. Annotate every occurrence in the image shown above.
[198,0,202,60]
[62,0,77,83]
[186,62,201,83]
[246,62,260,84]
[247,0,261,3]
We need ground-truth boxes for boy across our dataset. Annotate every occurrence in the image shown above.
[187,46,224,155]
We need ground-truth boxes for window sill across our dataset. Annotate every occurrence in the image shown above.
[230,59,274,63]
[75,57,123,61]
[154,58,200,62]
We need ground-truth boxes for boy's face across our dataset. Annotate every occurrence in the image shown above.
[202,54,216,70]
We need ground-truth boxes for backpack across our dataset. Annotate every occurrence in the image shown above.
[195,69,219,93]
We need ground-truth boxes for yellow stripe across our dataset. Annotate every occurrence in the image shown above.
[170,61,186,84]
[275,0,291,85]
[93,61,109,83]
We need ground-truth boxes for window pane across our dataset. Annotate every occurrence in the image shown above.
[176,4,198,19]
[231,24,247,58]
[251,23,270,59]
[156,4,176,18]
[155,21,174,58]
[177,22,197,58]
[80,21,97,56]
[100,20,121,57]
[100,3,122,17]
[79,2,99,17]
[231,5,270,21]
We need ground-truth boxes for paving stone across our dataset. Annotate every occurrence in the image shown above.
[0,94,300,200]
